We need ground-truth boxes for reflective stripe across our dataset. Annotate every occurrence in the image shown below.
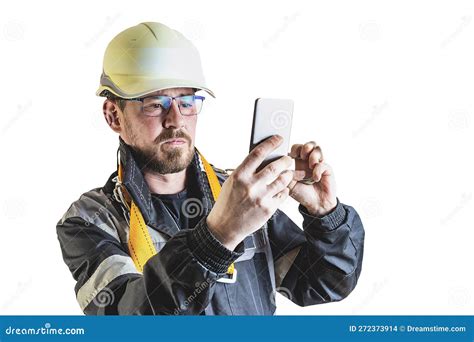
[274,246,301,287]
[76,254,141,311]
[59,190,126,244]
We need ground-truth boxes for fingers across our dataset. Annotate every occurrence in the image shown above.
[290,141,322,162]
[271,186,290,205]
[287,178,298,197]
[256,155,293,183]
[290,141,323,184]
[289,144,303,159]
[238,135,283,175]
[311,162,333,182]
[308,146,323,169]
[293,169,307,181]
[300,141,317,160]
[267,169,294,197]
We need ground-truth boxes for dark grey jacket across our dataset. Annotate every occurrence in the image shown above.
[56,139,365,315]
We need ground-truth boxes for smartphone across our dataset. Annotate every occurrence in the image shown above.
[249,98,294,172]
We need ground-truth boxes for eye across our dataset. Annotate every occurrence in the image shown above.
[144,101,165,110]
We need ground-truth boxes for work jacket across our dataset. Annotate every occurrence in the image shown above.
[56,138,365,315]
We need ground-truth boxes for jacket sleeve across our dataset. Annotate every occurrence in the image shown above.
[268,198,365,306]
[56,215,243,315]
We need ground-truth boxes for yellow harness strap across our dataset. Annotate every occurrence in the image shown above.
[118,151,235,277]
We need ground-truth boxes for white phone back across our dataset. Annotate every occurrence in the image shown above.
[250,98,294,169]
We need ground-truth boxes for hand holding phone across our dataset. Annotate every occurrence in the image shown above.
[249,98,316,184]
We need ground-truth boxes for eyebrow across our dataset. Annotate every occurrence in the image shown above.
[155,92,194,97]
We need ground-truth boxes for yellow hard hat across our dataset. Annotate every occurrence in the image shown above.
[96,22,215,99]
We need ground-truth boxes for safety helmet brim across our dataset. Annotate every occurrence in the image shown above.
[96,74,215,99]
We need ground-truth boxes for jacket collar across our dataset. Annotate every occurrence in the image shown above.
[116,137,214,237]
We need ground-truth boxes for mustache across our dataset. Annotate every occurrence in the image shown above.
[155,129,191,144]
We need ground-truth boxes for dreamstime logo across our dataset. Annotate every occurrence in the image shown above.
[449,288,471,307]
[351,278,389,314]
[173,280,210,315]
[263,12,300,49]
[448,110,470,131]
[181,198,204,219]
[440,192,472,225]
[270,287,293,306]
[2,277,32,311]
[359,21,380,42]
[2,100,32,135]
[3,21,24,42]
[2,197,27,220]
[84,197,113,227]
[352,101,389,138]
[84,13,121,48]
[92,287,115,308]
[441,16,471,48]
[270,110,291,130]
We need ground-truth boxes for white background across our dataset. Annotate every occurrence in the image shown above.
[0,0,473,315]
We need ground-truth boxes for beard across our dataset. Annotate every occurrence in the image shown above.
[126,127,195,174]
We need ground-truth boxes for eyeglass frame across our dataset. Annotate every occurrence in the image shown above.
[122,94,206,117]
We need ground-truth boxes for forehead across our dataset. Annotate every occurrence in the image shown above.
[145,87,195,97]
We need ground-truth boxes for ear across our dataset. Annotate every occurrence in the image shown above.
[103,99,122,133]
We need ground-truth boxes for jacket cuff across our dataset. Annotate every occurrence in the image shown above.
[299,198,346,231]
[188,217,244,274]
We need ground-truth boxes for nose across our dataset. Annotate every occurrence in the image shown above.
[162,99,185,129]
